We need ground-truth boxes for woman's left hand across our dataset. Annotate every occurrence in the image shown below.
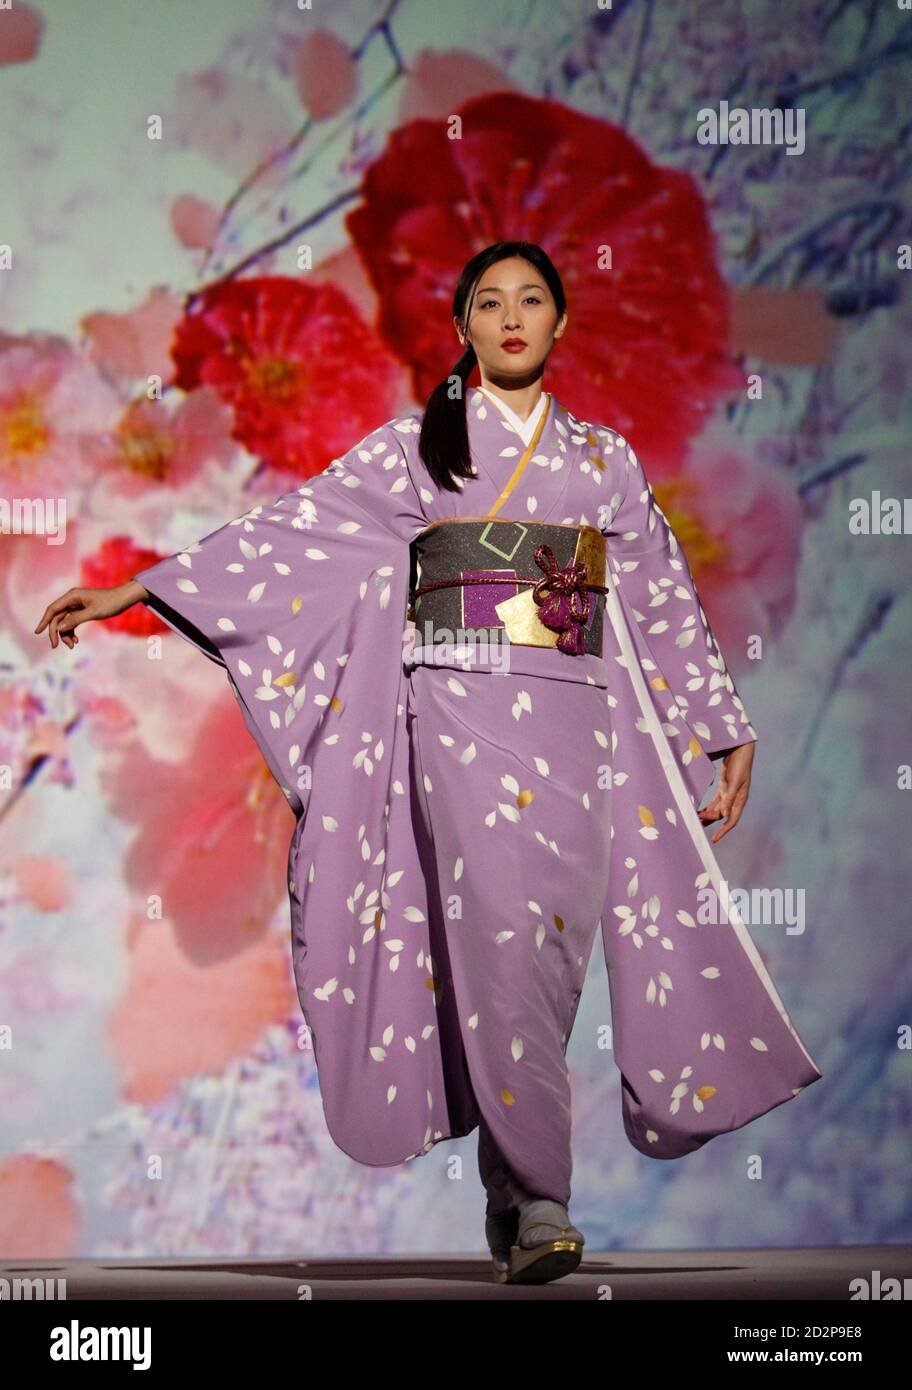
[697,742,756,843]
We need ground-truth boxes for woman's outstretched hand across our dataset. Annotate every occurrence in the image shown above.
[34,580,149,650]
[697,742,756,843]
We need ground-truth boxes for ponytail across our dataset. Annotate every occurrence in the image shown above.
[417,345,478,493]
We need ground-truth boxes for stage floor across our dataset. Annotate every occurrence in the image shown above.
[3,1245,910,1299]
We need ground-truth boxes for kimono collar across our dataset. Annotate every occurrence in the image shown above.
[475,385,549,445]
[467,385,583,521]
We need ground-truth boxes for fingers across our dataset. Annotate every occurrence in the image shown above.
[709,800,742,843]
[34,591,76,635]
[58,619,79,649]
[37,593,83,648]
[700,764,752,838]
[49,609,81,650]
[709,784,749,843]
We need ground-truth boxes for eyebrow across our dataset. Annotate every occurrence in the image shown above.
[475,283,545,294]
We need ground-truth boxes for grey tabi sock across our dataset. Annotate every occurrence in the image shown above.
[517,1198,584,1249]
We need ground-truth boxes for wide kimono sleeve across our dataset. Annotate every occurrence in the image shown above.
[130,415,427,815]
[601,435,758,762]
[595,434,820,1164]
[129,417,493,1168]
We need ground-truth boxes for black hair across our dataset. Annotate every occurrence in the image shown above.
[417,241,567,493]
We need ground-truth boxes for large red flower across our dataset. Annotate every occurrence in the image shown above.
[80,536,173,637]
[346,92,744,464]
[171,276,402,477]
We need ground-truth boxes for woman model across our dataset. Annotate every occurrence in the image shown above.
[36,241,821,1285]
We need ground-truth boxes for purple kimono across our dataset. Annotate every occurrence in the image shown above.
[133,386,821,1198]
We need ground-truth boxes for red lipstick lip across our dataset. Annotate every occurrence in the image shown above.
[502,339,527,348]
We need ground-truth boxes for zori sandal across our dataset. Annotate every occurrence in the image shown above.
[506,1198,585,1285]
[485,1207,520,1283]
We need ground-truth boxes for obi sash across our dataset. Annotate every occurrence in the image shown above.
[408,518,608,657]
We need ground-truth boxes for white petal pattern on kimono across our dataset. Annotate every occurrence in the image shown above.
[599,435,757,759]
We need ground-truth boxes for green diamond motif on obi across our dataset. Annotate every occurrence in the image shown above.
[479,521,528,561]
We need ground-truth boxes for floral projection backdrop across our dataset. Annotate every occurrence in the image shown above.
[1,0,910,1257]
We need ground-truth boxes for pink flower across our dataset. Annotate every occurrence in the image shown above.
[170,195,222,251]
[6,522,88,669]
[651,428,803,668]
[108,917,294,1106]
[94,387,237,500]
[396,48,518,123]
[0,1156,80,1258]
[293,30,357,119]
[102,695,297,959]
[0,3,43,66]
[0,332,122,500]
[82,286,186,385]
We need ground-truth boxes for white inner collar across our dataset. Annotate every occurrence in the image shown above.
[476,386,548,445]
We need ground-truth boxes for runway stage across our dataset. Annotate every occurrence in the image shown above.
[3,1244,910,1300]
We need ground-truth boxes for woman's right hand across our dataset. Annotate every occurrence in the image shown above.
[35,580,149,650]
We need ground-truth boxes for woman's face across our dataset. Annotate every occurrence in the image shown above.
[454,256,567,382]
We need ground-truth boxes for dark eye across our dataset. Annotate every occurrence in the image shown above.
[478,296,541,309]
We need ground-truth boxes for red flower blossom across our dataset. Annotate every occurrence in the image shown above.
[81,537,170,637]
[346,92,744,464]
[171,276,402,477]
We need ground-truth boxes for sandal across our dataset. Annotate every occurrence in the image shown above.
[485,1207,520,1284]
[506,1199,584,1285]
